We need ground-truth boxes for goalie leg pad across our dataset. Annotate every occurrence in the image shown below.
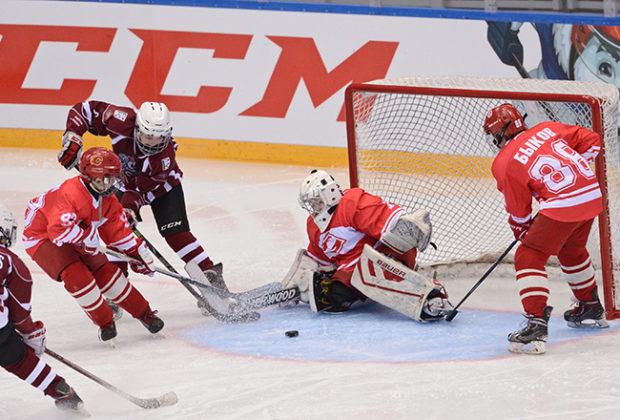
[351,244,439,321]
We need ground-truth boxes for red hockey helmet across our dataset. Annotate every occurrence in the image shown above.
[79,147,122,195]
[482,103,526,148]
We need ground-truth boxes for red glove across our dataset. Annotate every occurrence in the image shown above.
[57,131,83,170]
[121,191,144,227]
[508,215,533,240]
[16,319,47,356]
[125,238,155,276]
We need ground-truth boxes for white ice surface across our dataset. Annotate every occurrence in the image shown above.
[1,149,620,420]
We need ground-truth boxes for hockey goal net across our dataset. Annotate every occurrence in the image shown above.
[345,76,620,319]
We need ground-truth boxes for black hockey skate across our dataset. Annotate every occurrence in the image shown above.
[508,306,553,355]
[139,308,165,334]
[564,289,608,328]
[99,321,117,342]
[52,379,89,416]
[106,298,123,321]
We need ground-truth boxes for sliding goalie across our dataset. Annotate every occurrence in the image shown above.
[282,170,452,321]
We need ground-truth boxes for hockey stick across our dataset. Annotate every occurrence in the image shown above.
[106,248,299,311]
[44,348,178,409]
[129,229,258,322]
[131,228,204,301]
[104,248,259,322]
[444,237,519,322]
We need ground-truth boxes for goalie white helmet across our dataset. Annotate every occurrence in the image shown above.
[135,102,173,156]
[298,170,343,232]
[0,204,17,248]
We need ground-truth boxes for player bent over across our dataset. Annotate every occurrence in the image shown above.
[483,103,607,355]
[281,170,452,322]
[0,205,85,414]
[57,100,227,315]
[23,147,164,342]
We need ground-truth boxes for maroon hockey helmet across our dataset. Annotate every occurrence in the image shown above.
[483,103,527,148]
[79,147,122,195]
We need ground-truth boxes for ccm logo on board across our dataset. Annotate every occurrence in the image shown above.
[0,25,399,122]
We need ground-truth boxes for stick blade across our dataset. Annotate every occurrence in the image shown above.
[444,309,459,322]
[133,391,179,409]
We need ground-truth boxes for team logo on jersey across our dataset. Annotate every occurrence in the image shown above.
[113,110,128,122]
[161,157,171,171]
[59,212,77,227]
[118,154,137,178]
[320,232,346,255]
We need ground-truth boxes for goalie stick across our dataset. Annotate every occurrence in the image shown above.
[106,247,300,311]
[132,229,258,322]
[105,248,259,323]
[45,348,178,410]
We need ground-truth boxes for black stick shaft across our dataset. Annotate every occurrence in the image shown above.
[445,238,519,321]
[133,228,203,300]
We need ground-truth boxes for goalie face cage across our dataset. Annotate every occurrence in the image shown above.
[344,76,620,320]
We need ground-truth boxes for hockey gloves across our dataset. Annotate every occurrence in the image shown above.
[121,191,144,228]
[17,320,47,356]
[58,131,83,170]
[125,238,155,276]
[508,214,533,240]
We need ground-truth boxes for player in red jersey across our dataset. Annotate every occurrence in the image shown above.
[281,170,452,322]
[483,103,608,354]
[57,101,227,311]
[23,147,164,342]
[0,204,86,414]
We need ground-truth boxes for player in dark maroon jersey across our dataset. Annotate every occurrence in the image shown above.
[58,101,226,313]
[0,204,86,415]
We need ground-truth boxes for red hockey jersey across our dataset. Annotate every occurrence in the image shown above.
[66,100,183,203]
[306,188,404,285]
[491,121,602,223]
[22,177,139,256]
[0,247,33,330]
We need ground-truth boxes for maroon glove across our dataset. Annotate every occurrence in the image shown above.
[121,191,144,227]
[125,237,155,276]
[508,215,533,240]
[57,131,83,170]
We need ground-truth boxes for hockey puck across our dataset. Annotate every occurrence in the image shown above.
[285,330,299,338]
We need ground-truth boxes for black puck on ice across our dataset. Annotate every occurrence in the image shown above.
[285,330,299,338]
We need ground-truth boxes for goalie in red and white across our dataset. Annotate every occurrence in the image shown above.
[282,170,452,322]
[22,147,164,342]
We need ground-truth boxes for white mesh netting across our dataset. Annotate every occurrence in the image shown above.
[347,76,619,313]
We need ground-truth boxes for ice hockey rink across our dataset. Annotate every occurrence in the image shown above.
[1,148,620,420]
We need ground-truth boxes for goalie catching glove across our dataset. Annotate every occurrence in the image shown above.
[381,209,433,254]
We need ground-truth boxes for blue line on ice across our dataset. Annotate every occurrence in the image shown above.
[181,303,617,362]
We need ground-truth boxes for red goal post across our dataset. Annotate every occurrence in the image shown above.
[344,76,620,319]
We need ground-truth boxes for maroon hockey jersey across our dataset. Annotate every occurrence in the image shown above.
[65,100,183,203]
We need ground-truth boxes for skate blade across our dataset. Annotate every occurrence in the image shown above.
[103,338,117,349]
[567,319,609,329]
[508,341,546,355]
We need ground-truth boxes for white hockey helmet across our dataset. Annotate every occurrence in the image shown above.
[135,102,173,156]
[298,170,343,231]
[0,204,17,248]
